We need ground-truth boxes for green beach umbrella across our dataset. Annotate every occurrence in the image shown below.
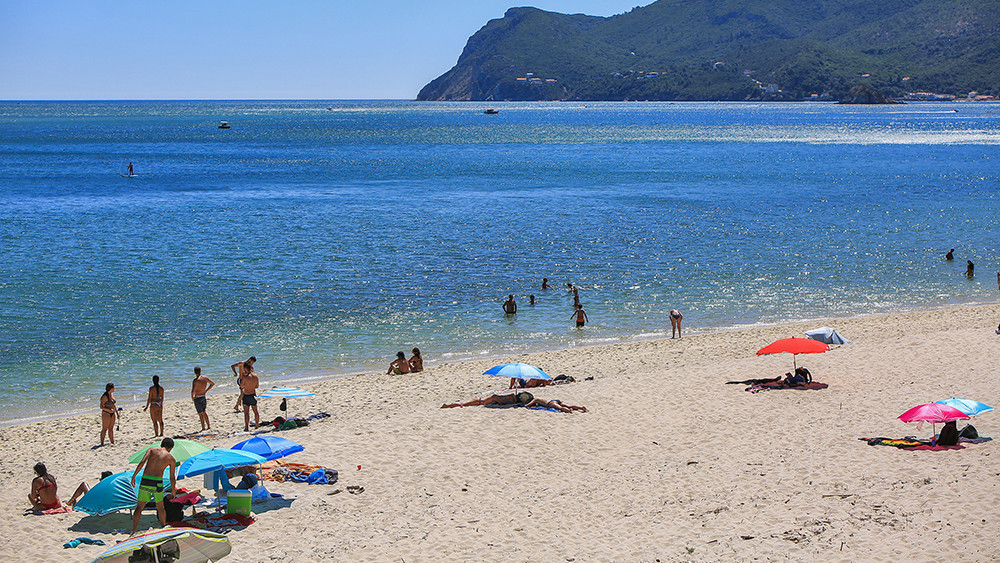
[128,439,211,465]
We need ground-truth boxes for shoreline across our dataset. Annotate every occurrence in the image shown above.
[5,297,996,429]
[3,301,999,560]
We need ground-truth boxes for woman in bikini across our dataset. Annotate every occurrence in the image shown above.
[100,383,116,446]
[441,391,533,408]
[28,462,63,511]
[387,351,410,375]
[524,397,588,413]
[143,376,165,437]
[408,347,423,373]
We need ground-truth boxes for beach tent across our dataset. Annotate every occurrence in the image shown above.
[73,469,170,516]
[804,327,851,345]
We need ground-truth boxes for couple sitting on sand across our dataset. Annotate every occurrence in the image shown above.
[441,391,587,413]
[387,347,423,375]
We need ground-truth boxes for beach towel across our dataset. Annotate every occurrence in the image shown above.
[861,437,925,448]
[37,505,73,515]
[176,512,256,532]
[960,436,993,444]
[63,537,106,548]
[902,444,965,451]
[746,382,829,393]
[527,406,567,413]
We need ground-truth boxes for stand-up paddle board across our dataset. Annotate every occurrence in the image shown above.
[121,173,139,178]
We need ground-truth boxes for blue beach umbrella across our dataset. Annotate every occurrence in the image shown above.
[89,526,231,563]
[73,469,170,516]
[483,362,552,381]
[231,435,304,461]
[177,448,266,479]
[936,398,994,416]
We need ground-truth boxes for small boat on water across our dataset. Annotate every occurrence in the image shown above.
[483,109,499,115]
[218,121,231,129]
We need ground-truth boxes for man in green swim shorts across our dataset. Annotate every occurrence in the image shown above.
[130,437,177,536]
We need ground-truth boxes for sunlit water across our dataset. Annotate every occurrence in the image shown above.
[1,100,998,424]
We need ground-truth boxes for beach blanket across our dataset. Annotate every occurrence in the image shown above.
[746,382,829,393]
[175,512,256,532]
[260,461,327,482]
[527,406,566,413]
[960,436,993,444]
[861,437,926,448]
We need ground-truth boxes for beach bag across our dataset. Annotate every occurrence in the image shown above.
[164,497,186,523]
[960,424,978,439]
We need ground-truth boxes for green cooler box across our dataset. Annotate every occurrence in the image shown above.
[227,490,252,516]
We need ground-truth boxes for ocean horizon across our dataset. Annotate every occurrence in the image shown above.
[1,100,998,425]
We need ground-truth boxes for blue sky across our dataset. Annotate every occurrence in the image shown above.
[1,1,647,100]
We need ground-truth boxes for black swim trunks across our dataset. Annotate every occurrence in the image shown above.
[193,395,207,413]
[242,393,257,407]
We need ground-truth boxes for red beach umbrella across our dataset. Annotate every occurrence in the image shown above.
[756,337,829,369]
[898,403,970,424]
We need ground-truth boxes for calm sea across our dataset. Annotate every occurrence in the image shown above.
[1,100,998,424]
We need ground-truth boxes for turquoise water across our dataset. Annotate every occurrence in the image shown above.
[1,100,998,424]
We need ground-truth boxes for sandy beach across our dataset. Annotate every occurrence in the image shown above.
[3,303,998,562]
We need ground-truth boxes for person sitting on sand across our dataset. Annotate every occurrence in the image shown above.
[388,351,410,375]
[442,391,533,408]
[524,397,587,413]
[408,348,423,372]
[783,367,812,386]
[67,470,115,508]
[130,437,177,536]
[935,420,960,447]
[28,463,63,511]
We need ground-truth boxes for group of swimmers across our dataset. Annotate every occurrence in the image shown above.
[387,347,423,374]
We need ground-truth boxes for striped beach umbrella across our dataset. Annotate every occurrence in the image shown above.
[89,527,230,562]
[257,386,315,399]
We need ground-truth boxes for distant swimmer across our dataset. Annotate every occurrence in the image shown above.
[967,260,975,278]
[529,295,536,305]
[670,309,683,338]
[503,295,517,315]
[945,248,954,260]
[572,306,589,327]
[541,278,551,290]
[572,287,581,309]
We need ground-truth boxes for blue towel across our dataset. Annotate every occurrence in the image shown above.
[307,468,328,484]
[64,537,106,549]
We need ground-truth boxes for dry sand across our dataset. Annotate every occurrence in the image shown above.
[2,303,999,562]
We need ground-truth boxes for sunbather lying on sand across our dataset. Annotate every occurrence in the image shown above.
[524,397,587,413]
[442,392,533,408]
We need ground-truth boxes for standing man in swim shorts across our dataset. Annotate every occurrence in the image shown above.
[670,309,683,338]
[503,295,517,315]
[191,366,215,431]
[231,356,256,412]
[241,367,260,431]
[130,437,176,536]
[572,305,589,328]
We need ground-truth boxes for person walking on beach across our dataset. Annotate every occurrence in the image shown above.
[143,376,165,437]
[231,356,256,412]
[99,383,116,446]
[241,368,260,431]
[670,309,683,338]
[130,438,176,536]
[387,351,410,375]
[572,306,589,327]
[191,366,215,431]
[503,295,517,315]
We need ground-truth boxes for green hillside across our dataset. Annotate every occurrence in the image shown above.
[417,0,1000,101]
